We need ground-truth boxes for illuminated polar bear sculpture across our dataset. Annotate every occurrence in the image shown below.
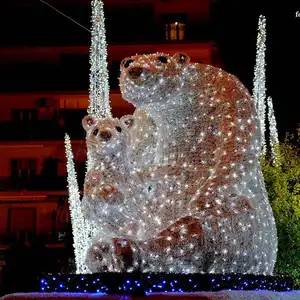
[115,52,278,275]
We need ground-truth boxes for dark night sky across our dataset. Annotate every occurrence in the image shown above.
[212,0,300,138]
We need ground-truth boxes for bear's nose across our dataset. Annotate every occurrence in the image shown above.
[129,67,143,79]
[99,130,112,141]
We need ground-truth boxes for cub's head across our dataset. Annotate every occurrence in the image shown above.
[82,116,130,157]
[120,52,190,108]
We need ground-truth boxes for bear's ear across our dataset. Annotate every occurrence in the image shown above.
[173,52,190,66]
[121,57,135,69]
[82,115,97,131]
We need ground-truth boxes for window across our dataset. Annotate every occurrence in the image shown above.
[59,110,86,126]
[76,161,86,189]
[11,109,38,122]
[29,159,37,178]
[60,98,89,109]
[109,60,122,89]
[11,159,20,180]
[60,54,89,90]
[165,22,185,41]
[8,208,36,233]
[162,14,186,41]
[39,211,54,234]
[10,159,37,188]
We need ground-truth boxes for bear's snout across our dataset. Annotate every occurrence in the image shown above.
[128,67,143,80]
[99,130,112,141]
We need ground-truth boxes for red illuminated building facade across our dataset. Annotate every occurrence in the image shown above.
[0,0,222,270]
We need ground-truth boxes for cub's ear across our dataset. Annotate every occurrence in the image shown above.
[173,52,190,66]
[120,115,135,129]
[121,57,135,70]
[82,115,97,131]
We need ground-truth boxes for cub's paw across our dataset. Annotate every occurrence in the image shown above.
[85,241,115,273]
[112,238,142,272]
[84,170,103,197]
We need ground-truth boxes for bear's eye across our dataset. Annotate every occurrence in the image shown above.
[93,128,99,136]
[157,56,168,63]
[115,126,122,133]
[123,59,134,68]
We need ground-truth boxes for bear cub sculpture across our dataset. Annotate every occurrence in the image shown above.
[81,116,147,272]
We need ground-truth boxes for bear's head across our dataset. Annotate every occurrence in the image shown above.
[120,52,190,108]
[82,116,130,159]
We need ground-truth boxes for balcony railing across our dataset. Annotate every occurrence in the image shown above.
[0,176,70,192]
[0,121,64,141]
[0,106,134,141]
[0,231,65,246]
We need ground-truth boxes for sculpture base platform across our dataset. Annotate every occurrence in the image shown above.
[2,291,300,300]
[39,273,296,295]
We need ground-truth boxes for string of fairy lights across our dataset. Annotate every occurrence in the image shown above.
[64,0,111,273]
[87,0,111,119]
[252,15,280,164]
[253,15,267,156]
[267,96,280,166]
[65,134,89,274]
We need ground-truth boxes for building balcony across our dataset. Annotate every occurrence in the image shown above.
[0,231,66,248]
[0,40,218,93]
[0,121,64,142]
[0,107,133,141]
[0,176,70,192]
[0,230,71,277]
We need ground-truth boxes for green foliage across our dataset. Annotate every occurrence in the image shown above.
[261,128,300,282]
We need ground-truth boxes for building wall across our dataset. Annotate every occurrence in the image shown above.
[0,40,220,238]
[0,0,221,243]
[0,92,131,121]
[0,142,66,177]
[153,0,210,25]
[0,43,216,67]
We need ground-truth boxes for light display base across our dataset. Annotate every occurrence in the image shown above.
[39,273,295,295]
[2,291,300,300]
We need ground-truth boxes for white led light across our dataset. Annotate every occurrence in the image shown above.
[253,15,267,156]
[87,0,111,119]
[267,96,280,166]
[65,134,90,274]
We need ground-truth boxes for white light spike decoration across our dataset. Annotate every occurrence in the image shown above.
[267,96,280,166]
[85,0,111,251]
[65,134,89,274]
[88,0,111,119]
[253,15,267,156]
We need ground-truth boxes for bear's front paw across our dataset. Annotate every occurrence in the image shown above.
[84,170,103,197]
[144,216,205,257]
[189,194,255,218]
